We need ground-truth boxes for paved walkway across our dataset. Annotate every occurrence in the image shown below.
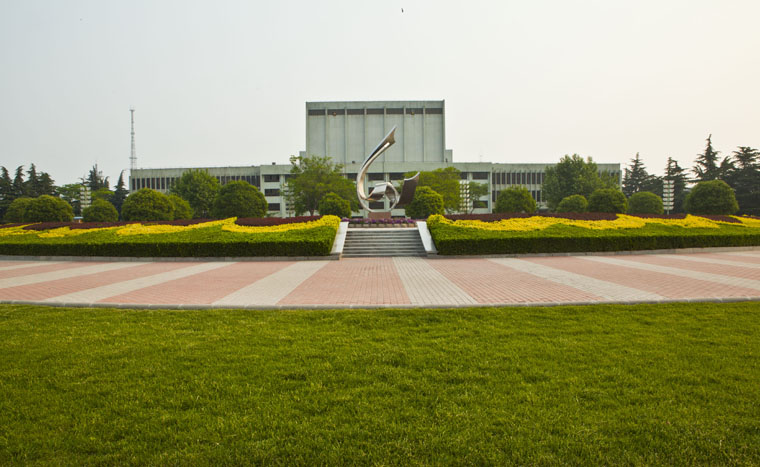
[0,250,759,309]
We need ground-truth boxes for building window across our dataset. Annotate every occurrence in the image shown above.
[268,203,280,211]
[368,173,384,181]
[346,108,364,115]
[501,173,506,184]
[263,175,279,183]
[328,109,345,116]
[366,108,384,115]
[265,188,280,196]
[531,173,537,185]
[308,109,326,116]
[131,179,136,191]
[346,173,358,180]
[386,108,403,114]
[425,108,443,114]
[492,190,500,202]
[389,172,405,181]
[405,108,423,115]
[472,172,488,180]
[160,178,165,190]
[369,201,384,209]
[474,200,487,208]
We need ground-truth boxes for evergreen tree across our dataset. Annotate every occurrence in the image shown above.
[86,164,110,191]
[12,166,25,198]
[622,153,651,197]
[0,167,13,220]
[37,172,56,196]
[664,157,688,213]
[111,171,129,215]
[727,146,760,215]
[25,163,40,197]
[693,134,720,182]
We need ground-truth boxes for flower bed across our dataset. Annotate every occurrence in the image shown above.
[428,214,760,255]
[344,218,417,227]
[0,216,340,257]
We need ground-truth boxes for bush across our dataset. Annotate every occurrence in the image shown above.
[685,180,739,215]
[121,189,174,221]
[4,198,34,222]
[588,189,627,213]
[318,192,352,218]
[627,191,663,215]
[168,194,193,220]
[211,181,267,219]
[24,195,74,222]
[556,195,588,213]
[494,186,536,214]
[405,186,444,219]
[82,199,119,222]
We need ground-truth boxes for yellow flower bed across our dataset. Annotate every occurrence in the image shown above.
[734,216,760,227]
[38,227,114,238]
[429,214,753,232]
[115,218,235,236]
[221,215,340,234]
[0,225,34,237]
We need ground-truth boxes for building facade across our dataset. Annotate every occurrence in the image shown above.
[130,100,621,217]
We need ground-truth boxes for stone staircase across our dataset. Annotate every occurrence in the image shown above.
[342,228,427,257]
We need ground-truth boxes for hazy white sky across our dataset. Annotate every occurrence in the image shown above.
[1,0,758,186]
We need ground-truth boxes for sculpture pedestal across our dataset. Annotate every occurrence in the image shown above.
[368,211,391,220]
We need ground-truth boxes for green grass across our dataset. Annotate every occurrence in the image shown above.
[1,302,759,465]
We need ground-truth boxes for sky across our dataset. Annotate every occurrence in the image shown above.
[1,0,759,187]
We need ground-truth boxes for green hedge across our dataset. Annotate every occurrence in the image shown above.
[428,221,760,255]
[0,225,337,257]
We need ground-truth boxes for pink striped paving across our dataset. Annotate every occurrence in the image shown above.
[622,255,760,280]
[428,258,603,304]
[0,261,99,280]
[0,262,192,301]
[102,262,293,305]
[279,258,409,305]
[0,261,32,268]
[704,253,760,265]
[525,256,758,299]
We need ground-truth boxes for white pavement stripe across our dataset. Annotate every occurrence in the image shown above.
[0,261,60,272]
[581,256,760,291]
[0,262,143,289]
[47,262,228,303]
[488,258,664,301]
[659,254,760,268]
[393,257,477,306]
[723,251,760,259]
[213,261,329,306]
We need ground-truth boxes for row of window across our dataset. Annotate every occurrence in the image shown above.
[308,108,443,116]
[492,189,543,203]
[492,172,546,186]
[130,175,261,192]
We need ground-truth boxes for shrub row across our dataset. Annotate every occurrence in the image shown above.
[445,212,619,222]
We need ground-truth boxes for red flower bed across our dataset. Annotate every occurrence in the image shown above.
[0,223,27,229]
[234,216,322,226]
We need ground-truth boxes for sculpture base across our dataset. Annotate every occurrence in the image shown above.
[368,211,391,220]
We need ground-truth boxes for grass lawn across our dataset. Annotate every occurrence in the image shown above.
[1,302,759,465]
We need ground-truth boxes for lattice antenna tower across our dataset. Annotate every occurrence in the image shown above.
[129,107,137,171]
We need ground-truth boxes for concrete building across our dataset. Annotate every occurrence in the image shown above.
[130,100,621,217]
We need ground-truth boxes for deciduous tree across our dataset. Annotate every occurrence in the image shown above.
[285,155,356,216]
[170,170,220,218]
[407,167,461,213]
[211,181,267,219]
[543,155,615,210]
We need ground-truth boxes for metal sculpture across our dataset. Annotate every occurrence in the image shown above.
[356,126,419,212]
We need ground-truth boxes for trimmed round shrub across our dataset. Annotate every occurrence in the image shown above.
[318,192,351,218]
[588,189,627,213]
[211,181,267,219]
[24,195,74,222]
[167,194,193,220]
[627,191,663,215]
[121,188,174,221]
[494,186,537,214]
[556,194,588,213]
[684,180,739,215]
[82,199,119,222]
[405,186,444,219]
[4,197,34,222]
